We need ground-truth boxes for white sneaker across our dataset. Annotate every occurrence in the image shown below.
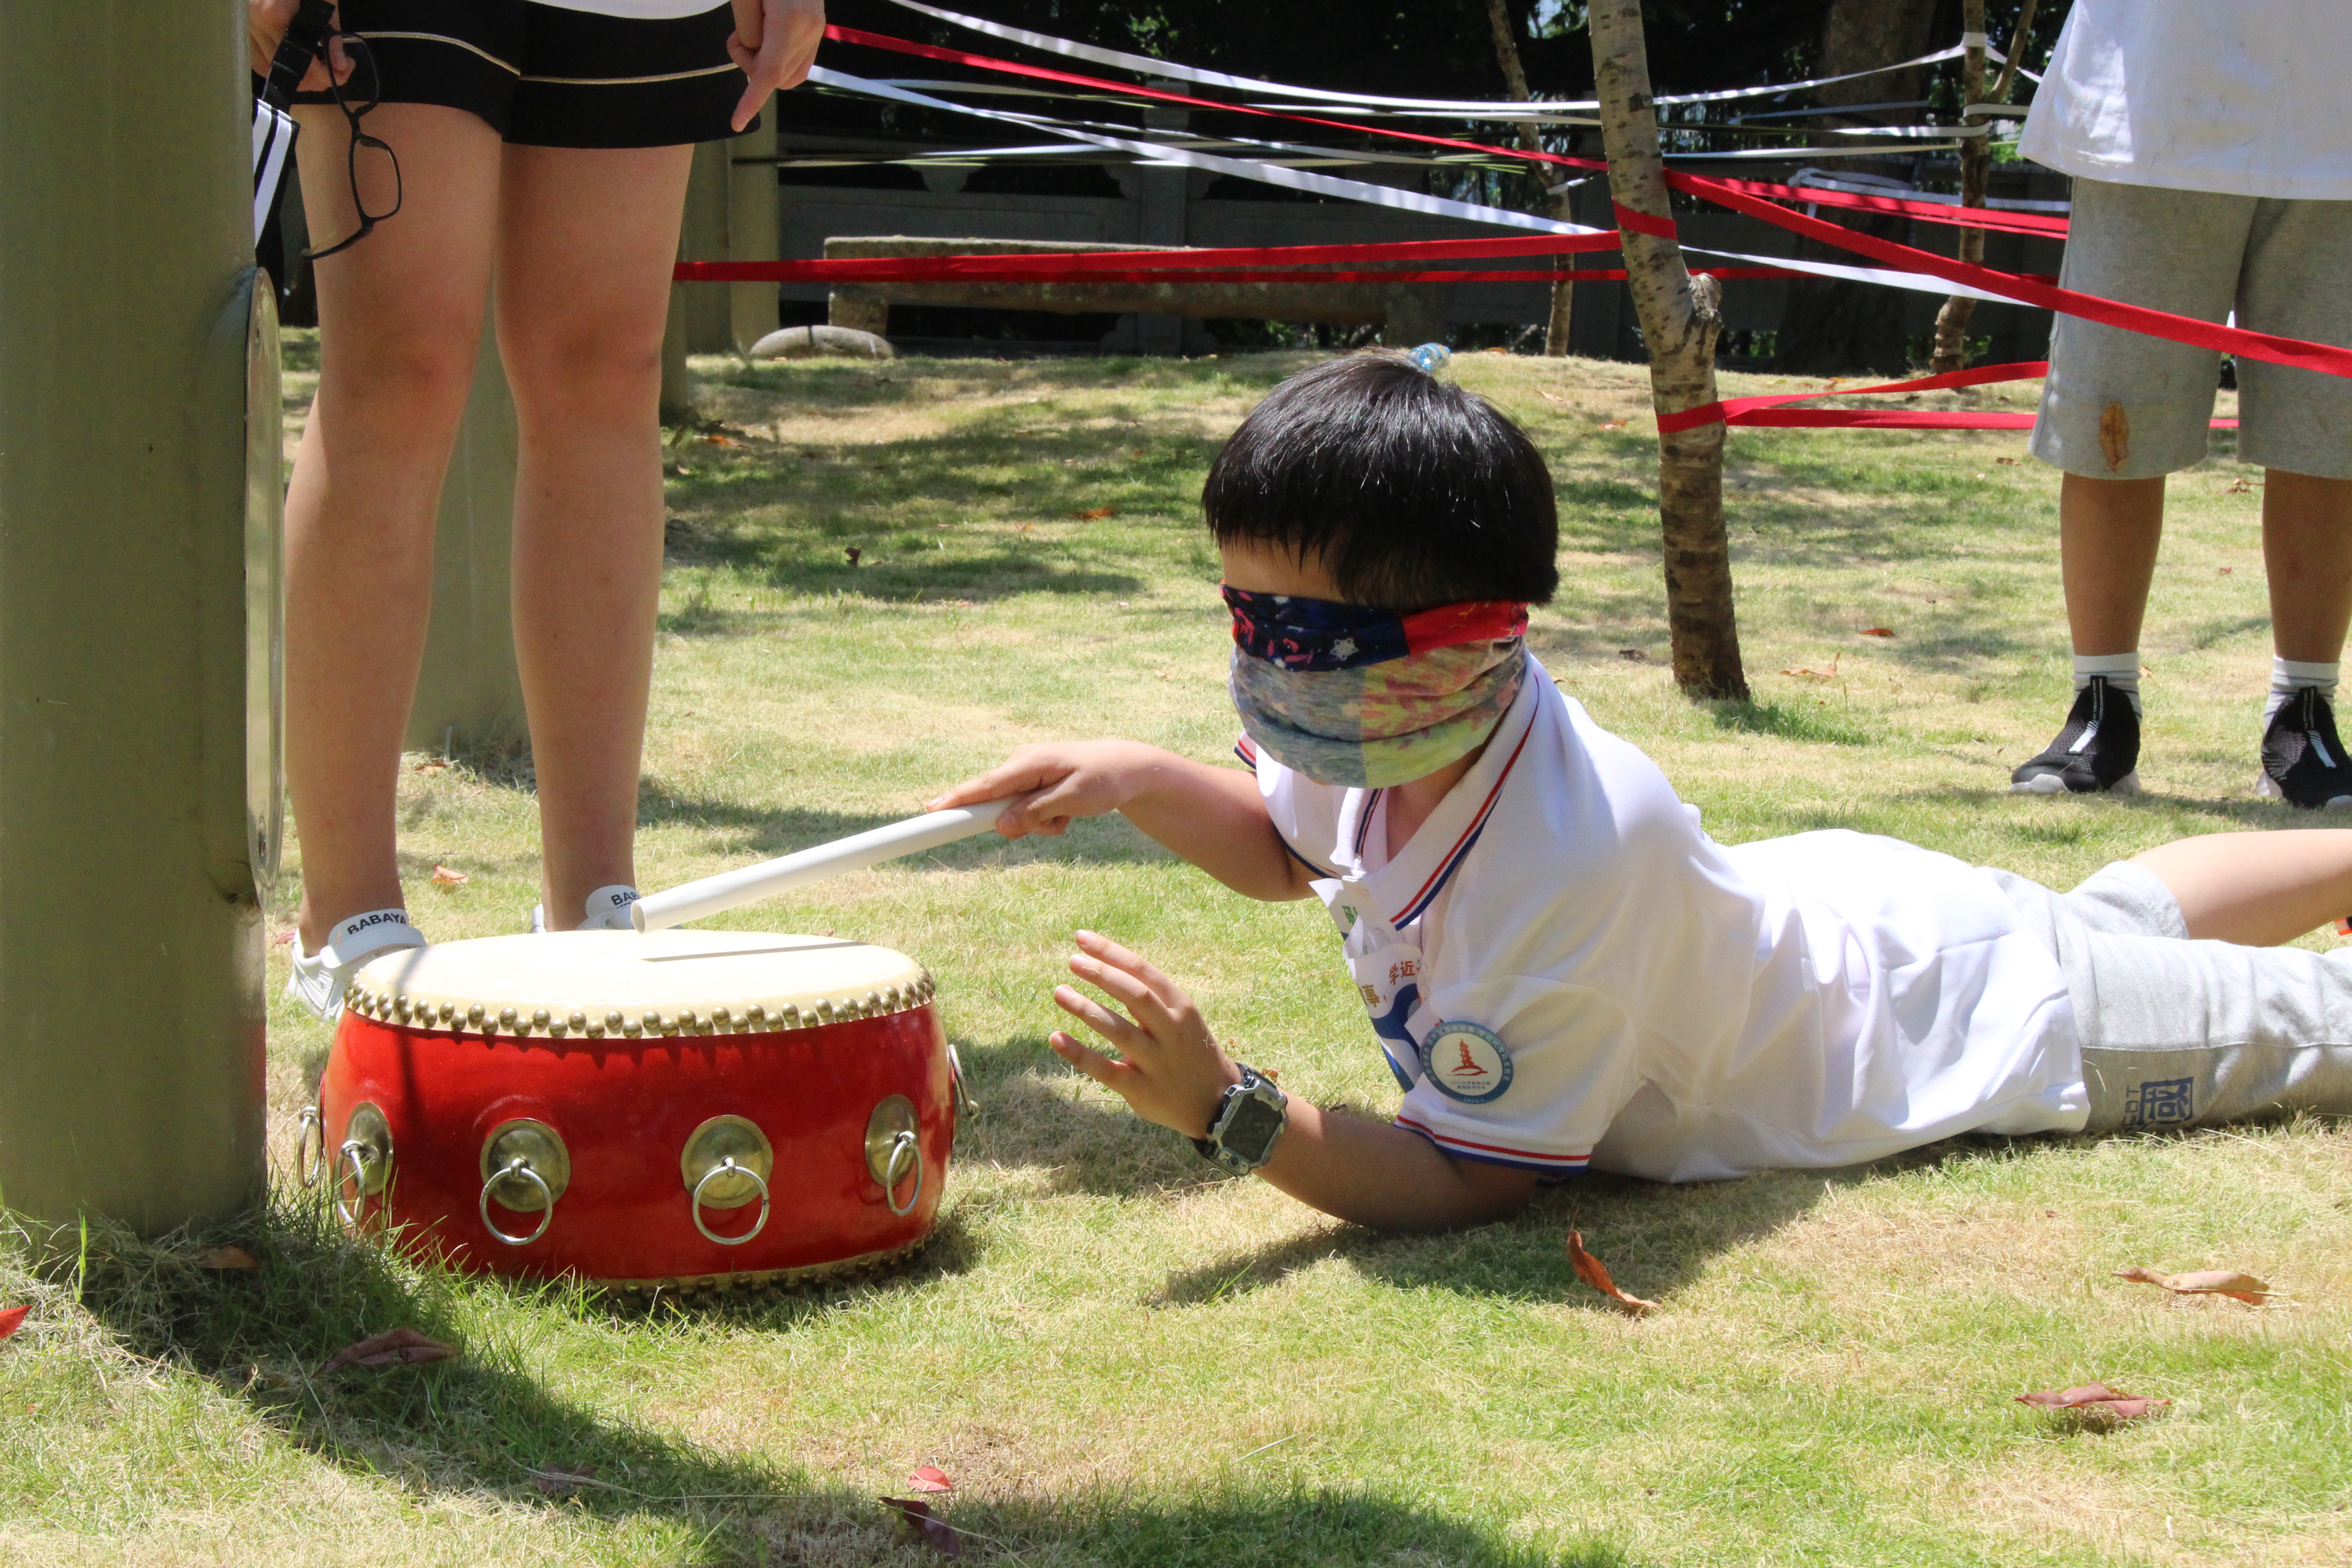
[286,908,427,1022]
[529,885,641,934]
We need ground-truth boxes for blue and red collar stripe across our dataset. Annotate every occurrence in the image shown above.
[1388,718,1534,927]
[1225,584,1528,672]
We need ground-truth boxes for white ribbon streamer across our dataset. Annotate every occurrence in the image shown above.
[811,65,2016,305]
[885,0,1983,114]
[810,66,1608,235]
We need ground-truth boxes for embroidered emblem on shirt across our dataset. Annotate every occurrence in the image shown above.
[2122,1076,2195,1128]
[1419,1021,1513,1104]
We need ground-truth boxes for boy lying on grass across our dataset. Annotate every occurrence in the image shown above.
[932,355,2352,1231]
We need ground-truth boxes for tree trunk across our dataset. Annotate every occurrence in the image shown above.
[1929,0,1989,373]
[1774,0,1940,375]
[1479,0,1575,355]
[1589,0,1748,701]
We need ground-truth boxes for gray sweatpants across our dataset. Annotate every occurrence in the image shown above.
[1992,861,2352,1132]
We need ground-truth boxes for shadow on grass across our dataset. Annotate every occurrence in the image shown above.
[1710,697,1872,746]
[1146,1146,1962,1313]
[38,1195,1598,1567]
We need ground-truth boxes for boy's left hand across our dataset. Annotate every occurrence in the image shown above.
[1050,931,1243,1139]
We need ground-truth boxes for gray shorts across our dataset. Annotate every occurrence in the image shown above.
[2030,177,2352,481]
[1993,860,2352,1132]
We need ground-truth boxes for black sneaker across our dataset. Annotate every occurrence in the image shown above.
[2258,686,2352,809]
[2010,676,2141,795]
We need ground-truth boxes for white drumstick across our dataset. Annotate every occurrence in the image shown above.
[630,798,1017,933]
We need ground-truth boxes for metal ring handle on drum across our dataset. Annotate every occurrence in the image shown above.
[333,1141,376,1228]
[691,1157,771,1246]
[295,1107,325,1189]
[882,1130,923,1217]
[478,1157,555,1247]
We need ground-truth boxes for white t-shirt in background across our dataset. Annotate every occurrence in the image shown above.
[1249,657,2088,1183]
[2019,0,2352,200]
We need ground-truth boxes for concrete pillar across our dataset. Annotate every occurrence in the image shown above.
[1131,87,1190,355]
[0,1,270,1235]
[680,140,735,353]
[407,322,526,753]
[729,118,782,351]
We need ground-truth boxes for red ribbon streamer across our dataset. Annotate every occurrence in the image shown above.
[675,230,1619,285]
[786,29,2352,387]
[1696,176,2068,238]
[1669,171,2352,381]
[1612,203,1677,240]
[1658,359,2238,432]
[824,24,1608,174]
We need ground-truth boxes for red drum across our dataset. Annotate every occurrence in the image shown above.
[307,931,962,1294]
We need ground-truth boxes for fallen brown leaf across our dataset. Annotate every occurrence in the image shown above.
[429,864,469,888]
[1076,505,1118,520]
[2114,1266,2272,1305]
[906,1465,953,1493]
[1537,389,1564,402]
[882,1497,962,1558]
[2016,1382,2167,1421]
[198,1245,260,1271]
[0,1304,26,1344]
[1567,1229,1656,1315]
[1858,627,1895,638]
[531,1464,598,1498]
[2218,565,2234,574]
[318,1327,457,1374]
[1597,419,1627,430]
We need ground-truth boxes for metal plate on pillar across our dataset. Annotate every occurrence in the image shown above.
[244,274,284,895]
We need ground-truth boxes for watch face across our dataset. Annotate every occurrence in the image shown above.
[1220,1093,1285,1161]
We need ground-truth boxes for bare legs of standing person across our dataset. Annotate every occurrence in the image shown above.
[286,103,692,952]
[286,103,500,954]
[496,142,693,926]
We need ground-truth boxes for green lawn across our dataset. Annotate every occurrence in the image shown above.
[5,342,2347,1567]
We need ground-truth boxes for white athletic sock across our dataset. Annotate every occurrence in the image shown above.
[2072,651,2141,716]
[2265,657,2340,724]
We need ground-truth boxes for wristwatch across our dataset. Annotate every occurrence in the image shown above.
[1193,1065,1288,1175]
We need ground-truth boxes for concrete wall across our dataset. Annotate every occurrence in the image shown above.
[756,160,2067,361]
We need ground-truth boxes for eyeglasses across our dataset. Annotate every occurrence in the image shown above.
[302,34,401,261]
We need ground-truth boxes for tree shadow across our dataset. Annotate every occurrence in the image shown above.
[49,1195,1602,1567]
[55,1200,922,1566]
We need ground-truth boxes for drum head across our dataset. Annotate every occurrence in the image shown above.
[346,930,932,1040]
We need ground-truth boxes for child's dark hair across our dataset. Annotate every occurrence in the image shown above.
[1202,354,1559,610]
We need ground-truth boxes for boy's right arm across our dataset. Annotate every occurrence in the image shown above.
[930,741,1316,902]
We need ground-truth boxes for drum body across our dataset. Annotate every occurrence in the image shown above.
[317,931,955,1292]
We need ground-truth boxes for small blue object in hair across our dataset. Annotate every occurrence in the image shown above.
[1406,343,1452,375]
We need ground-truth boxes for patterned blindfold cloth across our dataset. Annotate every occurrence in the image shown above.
[1225,585,1530,788]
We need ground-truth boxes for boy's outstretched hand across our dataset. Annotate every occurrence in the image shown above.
[929,741,1166,839]
[1049,931,1242,1139]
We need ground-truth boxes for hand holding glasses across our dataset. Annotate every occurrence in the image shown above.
[302,32,402,261]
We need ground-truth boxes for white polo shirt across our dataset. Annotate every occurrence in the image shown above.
[1246,656,2089,1182]
[2018,0,2352,201]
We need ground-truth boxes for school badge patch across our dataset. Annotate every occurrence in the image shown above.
[1420,1021,1513,1104]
